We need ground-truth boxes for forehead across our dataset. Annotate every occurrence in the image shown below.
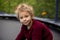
[19,11,30,16]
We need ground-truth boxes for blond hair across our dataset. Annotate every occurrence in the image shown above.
[14,3,34,19]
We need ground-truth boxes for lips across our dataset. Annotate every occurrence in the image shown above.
[23,21,28,24]
[24,20,29,23]
[23,21,29,25]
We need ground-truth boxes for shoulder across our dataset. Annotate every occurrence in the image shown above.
[32,19,52,34]
[32,19,49,30]
[32,19,43,30]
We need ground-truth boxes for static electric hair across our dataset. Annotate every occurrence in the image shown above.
[14,3,34,19]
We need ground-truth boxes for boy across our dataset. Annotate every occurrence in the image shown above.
[14,3,53,40]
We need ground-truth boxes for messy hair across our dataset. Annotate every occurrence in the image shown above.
[14,3,34,19]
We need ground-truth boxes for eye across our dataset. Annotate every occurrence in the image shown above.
[25,15,28,18]
[20,17,23,19]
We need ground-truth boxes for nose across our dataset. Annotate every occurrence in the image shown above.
[23,18,26,21]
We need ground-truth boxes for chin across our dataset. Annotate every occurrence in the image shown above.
[24,23,29,26]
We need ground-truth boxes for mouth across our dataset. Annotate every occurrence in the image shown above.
[24,21,28,24]
[23,21,29,25]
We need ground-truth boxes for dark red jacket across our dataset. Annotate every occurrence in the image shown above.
[16,19,53,40]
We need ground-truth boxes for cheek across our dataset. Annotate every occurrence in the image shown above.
[19,19,23,23]
[26,16,32,20]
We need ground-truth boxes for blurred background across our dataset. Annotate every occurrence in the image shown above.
[0,0,60,19]
[0,0,60,40]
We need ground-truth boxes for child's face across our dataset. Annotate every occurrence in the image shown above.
[19,11,32,26]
